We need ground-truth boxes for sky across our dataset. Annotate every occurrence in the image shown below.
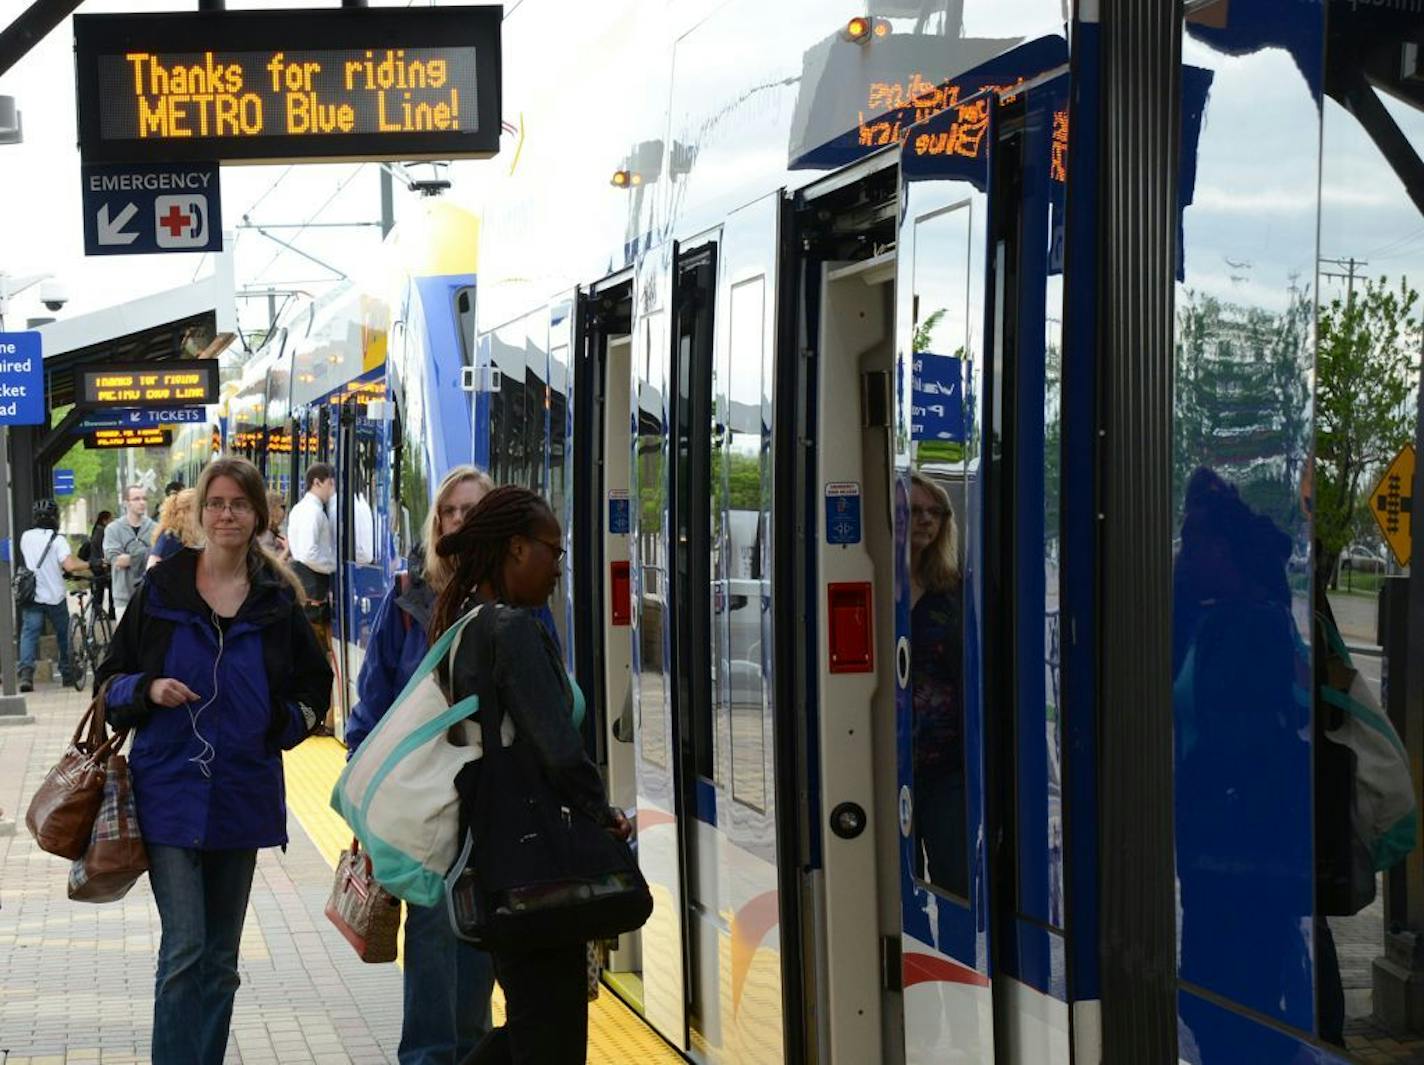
[0,0,501,336]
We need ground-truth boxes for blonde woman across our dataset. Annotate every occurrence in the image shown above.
[258,489,289,559]
[908,472,967,895]
[343,464,496,1064]
[148,488,203,570]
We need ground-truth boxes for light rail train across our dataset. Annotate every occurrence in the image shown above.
[226,198,478,734]
[460,2,1423,1064]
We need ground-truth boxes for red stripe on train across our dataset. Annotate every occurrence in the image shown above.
[903,951,991,989]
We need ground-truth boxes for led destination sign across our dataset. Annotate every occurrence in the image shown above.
[85,427,173,450]
[74,7,501,164]
[77,361,219,409]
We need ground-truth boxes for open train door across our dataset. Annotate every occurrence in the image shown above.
[895,72,1098,1064]
[629,241,690,1052]
[892,97,999,1064]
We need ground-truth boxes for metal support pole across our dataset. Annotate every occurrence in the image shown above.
[0,425,31,723]
[0,0,84,80]
[198,0,224,10]
[380,167,394,239]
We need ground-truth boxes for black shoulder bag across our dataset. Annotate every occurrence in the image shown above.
[13,531,58,608]
[445,605,652,951]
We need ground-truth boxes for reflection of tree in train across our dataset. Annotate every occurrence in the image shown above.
[1315,275,1419,587]
[1174,284,1313,530]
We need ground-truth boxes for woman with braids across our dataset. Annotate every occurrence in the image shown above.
[95,456,332,1065]
[431,485,630,1065]
[346,465,497,1065]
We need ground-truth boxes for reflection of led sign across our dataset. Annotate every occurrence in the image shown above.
[74,8,501,164]
[267,429,293,453]
[860,73,1027,151]
[86,427,173,449]
[77,361,219,409]
[327,378,386,404]
[1051,110,1069,182]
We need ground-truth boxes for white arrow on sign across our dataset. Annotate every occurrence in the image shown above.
[97,202,139,246]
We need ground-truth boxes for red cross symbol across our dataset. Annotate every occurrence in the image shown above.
[159,204,192,238]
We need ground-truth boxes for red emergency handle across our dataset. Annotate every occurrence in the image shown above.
[827,582,873,673]
[610,561,631,626]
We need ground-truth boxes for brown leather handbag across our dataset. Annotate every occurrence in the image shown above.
[325,838,401,963]
[26,683,122,859]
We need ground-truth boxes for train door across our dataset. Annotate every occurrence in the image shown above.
[334,390,387,727]
[799,162,914,1064]
[629,243,691,1050]
[570,277,641,984]
[681,203,786,1063]
[892,75,1091,1063]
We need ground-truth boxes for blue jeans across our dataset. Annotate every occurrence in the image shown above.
[400,898,496,1065]
[146,846,258,1065]
[19,600,70,680]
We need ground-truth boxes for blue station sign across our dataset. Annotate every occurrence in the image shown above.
[53,469,76,496]
[80,161,222,256]
[911,352,965,443]
[76,406,206,432]
[0,332,46,425]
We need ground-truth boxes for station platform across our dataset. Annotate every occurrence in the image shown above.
[0,686,683,1065]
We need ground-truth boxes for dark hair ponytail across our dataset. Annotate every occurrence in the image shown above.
[429,485,553,639]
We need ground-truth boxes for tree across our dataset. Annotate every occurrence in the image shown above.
[1174,282,1313,534]
[1316,275,1419,587]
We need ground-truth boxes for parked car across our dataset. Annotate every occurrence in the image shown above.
[1340,544,1388,573]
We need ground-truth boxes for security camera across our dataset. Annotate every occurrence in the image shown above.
[39,281,68,312]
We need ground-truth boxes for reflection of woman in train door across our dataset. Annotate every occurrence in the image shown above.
[909,473,968,896]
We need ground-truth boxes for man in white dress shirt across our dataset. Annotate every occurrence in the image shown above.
[287,462,338,733]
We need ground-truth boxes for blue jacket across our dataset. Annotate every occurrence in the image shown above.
[345,572,435,753]
[95,548,333,850]
[344,570,562,754]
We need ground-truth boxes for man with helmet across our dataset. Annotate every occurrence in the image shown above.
[18,499,88,691]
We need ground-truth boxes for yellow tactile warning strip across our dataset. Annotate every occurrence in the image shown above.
[283,737,686,1064]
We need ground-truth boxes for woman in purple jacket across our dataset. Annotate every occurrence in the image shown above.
[345,465,496,1065]
[95,456,331,1065]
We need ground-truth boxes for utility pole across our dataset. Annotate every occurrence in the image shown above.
[1321,255,1369,313]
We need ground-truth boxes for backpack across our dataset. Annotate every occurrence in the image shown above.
[13,531,58,608]
[76,539,92,563]
[331,605,486,906]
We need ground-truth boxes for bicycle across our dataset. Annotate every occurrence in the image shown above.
[66,578,114,692]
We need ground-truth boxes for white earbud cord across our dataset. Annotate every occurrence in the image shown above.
[187,610,224,778]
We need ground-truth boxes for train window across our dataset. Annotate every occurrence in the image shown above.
[391,313,432,558]
[490,319,528,489]
[725,275,769,812]
[909,203,973,898]
[344,404,380,565]
[673,250,717,786]
[525,318,550,495]
[455,286,477,367]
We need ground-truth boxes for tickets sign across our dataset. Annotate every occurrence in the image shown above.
[74,6,501,164]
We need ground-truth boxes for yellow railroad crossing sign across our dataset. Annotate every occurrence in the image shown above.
[1370,443,1415,567]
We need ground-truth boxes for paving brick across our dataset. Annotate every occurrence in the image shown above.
[0,688,400,1065]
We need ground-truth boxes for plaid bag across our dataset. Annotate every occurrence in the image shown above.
[68,751,147,903]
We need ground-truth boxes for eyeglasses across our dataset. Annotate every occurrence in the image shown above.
[203,498,255,517]
[910,504,948,520]
[531,536,566,562]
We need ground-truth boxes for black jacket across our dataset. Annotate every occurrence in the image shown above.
[447,601,612,829]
